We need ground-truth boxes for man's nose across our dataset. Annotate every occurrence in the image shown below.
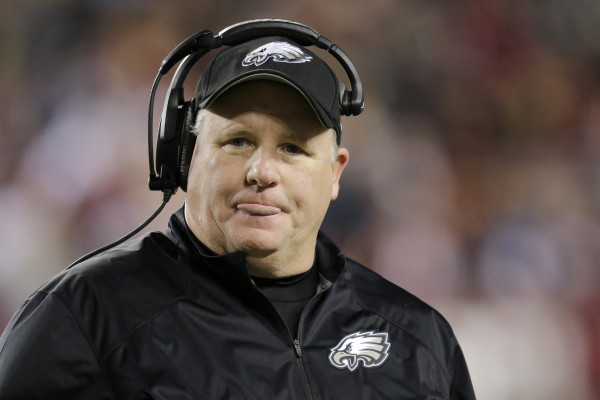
[246,149,280,187]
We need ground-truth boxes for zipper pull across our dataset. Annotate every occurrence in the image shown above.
[293,339,302,358]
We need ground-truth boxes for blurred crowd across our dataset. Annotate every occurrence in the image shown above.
[1,1,599,398]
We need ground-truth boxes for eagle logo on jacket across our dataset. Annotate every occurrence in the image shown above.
[328,331,391,371]
[242,41,313,67]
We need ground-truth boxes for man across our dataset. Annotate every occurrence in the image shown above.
[0,25,476,399]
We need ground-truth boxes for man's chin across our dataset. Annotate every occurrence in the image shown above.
[228,229,284,255]
[236,240,280,257]
[225,220,291,253]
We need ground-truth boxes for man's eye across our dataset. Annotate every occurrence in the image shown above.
[229,138,248,147]
[284,144,303,154]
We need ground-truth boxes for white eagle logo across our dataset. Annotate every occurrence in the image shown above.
[242,41,313,67]
[328,331,391,372]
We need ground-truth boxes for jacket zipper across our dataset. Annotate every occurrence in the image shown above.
[293,339,302,357]
[250,275,335,400]
[292,283,333,400]
[293,339,314,400]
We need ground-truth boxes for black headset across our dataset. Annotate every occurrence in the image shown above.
[68,19,364,268]
[147,18,364,194]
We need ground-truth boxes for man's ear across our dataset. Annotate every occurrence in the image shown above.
[331,147,349,200]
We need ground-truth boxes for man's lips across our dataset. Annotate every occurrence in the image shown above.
[236,203,282,216]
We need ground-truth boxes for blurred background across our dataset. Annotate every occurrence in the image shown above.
[1,0,599,398]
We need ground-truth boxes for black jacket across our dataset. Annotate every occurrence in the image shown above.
[0,208,475,399]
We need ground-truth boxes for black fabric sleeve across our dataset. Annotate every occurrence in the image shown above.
[449,344,477,400]
[0,291,113,400]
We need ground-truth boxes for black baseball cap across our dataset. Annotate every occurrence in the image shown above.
[195,36,342,142]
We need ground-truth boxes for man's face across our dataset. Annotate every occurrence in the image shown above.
[184,80,349,276]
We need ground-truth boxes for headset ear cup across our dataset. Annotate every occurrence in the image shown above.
[178,101,197,192]
[338,82,351,116]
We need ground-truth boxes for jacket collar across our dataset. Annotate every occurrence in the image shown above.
[166,206,346,283]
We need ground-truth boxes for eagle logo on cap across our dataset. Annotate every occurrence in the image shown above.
[242,41,313,67]
[328,331,391,372]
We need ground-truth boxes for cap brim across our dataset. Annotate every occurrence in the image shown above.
[198,72,333,131]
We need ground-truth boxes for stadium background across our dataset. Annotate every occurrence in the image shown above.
[1,1,599,398]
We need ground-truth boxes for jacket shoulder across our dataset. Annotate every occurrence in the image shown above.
[344,259,462,375]
[38,232,190,353]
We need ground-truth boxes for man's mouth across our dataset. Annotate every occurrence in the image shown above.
[236,203,282,216]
